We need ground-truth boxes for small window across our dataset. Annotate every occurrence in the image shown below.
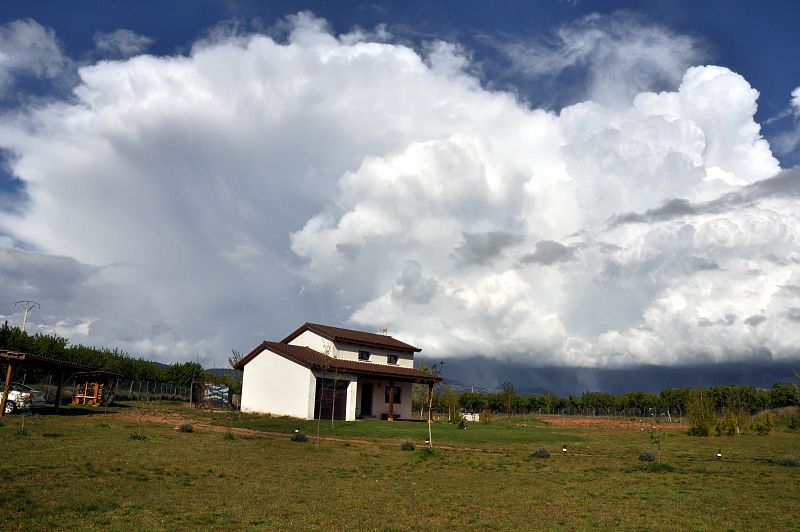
[387,355,398,364]
[358,350,371,361]
[384,386,401,404]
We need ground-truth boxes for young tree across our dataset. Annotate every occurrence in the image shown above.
[440,384,459,422]
[425,362,444,447]
[502,382,515,426]
[412,361,432,419]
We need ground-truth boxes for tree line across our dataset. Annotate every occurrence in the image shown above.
[422,381,799,419]
[0,322,215,388]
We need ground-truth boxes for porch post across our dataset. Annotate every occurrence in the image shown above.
[0,361,13,417]
[54,370,65,414]
[387,379,394,422]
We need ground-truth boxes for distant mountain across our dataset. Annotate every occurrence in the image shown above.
[206,368,242,381]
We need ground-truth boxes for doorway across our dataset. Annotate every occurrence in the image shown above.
[360,383,373,416]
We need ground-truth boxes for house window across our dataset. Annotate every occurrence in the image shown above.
[387,355,398,364]
[358,351,371,361]
[384,386,401,404]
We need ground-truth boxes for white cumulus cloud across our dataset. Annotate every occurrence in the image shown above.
[0,13,795,369]
[0,19,65,90]
[93,29,154,56]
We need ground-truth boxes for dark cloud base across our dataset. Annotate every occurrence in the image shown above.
[426,355,799,395]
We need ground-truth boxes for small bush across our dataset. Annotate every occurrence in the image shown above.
[223,432,235,441]
[400,440,415,451]
[646,462,675,473]
[128,432,147,441]
[687,426,709,437]
[179,424,193,433]
[96,421,110,428]
[639,450,656,462]
[0,420,5,428]
[290,432,307,443]
[532,447,550,459]
[780,456,799,467]
[785,414,800,430]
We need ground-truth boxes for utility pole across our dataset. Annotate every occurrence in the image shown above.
[15,301,40,333]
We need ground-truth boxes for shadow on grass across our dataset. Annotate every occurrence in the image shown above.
[22,405,118,417]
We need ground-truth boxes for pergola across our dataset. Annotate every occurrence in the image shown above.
[0,349,97,417]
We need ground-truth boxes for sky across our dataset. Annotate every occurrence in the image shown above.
[0,1,799,390]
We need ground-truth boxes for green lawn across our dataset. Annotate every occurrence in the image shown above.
[0,402,797,530]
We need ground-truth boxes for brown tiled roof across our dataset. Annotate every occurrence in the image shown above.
[281,322,421,353]
[235,341,438,383]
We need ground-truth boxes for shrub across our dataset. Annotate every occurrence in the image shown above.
[639,450,656,462]
[290,432,307,443]
[686,387,714,436]
[715,411,743,436]
[400,440,415,451]
[128,432,147,441]
[0,420,5,428]
[783,414,800,430]
[780,456,799,467]
[178,424,193,433]
[223,432,235,441]
[646,462,675,473]
[532,447,550,459]
[687,426,709,437]
[747,413,775,435]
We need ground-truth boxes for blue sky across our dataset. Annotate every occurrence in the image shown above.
[0,1,799,389]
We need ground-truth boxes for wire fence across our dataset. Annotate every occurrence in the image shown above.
[26,378,192,404]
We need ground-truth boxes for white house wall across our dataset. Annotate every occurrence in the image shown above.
[240,349,316,419]
[288,330,416,368]
[334,341,415,368]
[288,330,328,352]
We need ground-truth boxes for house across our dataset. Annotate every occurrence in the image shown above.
[235,323,439,421]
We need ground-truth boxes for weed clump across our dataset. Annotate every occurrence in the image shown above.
[178,424,193,433]
[639,450,656,462]
[128,432,147,441]
[290,432,307,443]
[417,446,437,458]
[780,456,799,467]
[400,440,415,451]
[223,432,235,441]
[532,447,550,459]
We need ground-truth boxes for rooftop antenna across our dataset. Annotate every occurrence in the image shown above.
[378,325,389,336]
[15,300,40,333]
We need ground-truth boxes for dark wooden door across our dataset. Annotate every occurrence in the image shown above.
[314,378,348,420]
[360,383,373,416]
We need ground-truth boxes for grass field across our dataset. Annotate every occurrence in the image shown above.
[1,402,798,530]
